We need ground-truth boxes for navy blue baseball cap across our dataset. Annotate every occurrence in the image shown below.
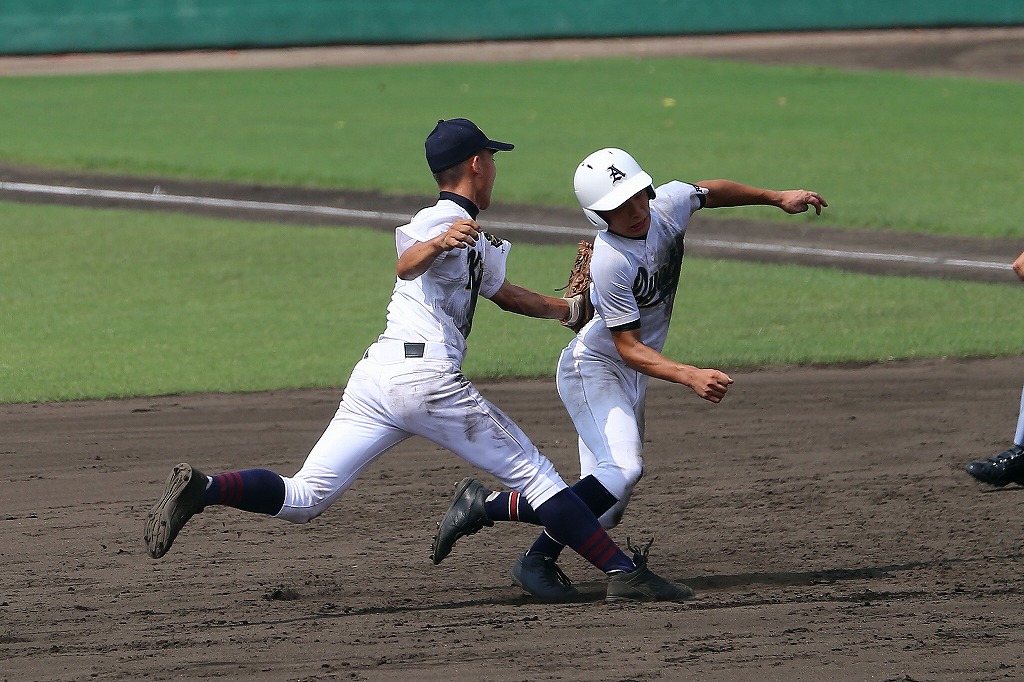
[425,118,514,173]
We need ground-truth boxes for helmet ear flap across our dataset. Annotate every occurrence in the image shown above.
[583,208,607,228]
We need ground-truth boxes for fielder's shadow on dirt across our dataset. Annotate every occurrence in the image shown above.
[211,550,1024,631]
[208,588,593,629]
[683,551,1024,593]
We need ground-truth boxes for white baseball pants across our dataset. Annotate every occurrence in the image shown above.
[275,340,567,523]
[556,341,648,529]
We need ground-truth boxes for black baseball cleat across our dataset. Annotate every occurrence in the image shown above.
[966,444,1024,487]
[144,462,209,559]
[511,552,579,602]
[430,477,493,565]
[606,539,696,603]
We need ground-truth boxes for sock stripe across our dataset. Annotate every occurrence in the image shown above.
[508,491,520,522]
[592,540,620,568]
[590,534,614,560]
[576,529,607,562]
[218,472,233,505]
[575,530,626,571]
[219,471,244,506]
[229,471,245,504]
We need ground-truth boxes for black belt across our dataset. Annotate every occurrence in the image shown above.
[403,342,425,358]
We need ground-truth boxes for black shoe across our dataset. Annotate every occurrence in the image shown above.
[511,552,579,602]
[144,463,208,559]
[966,444,1024,487]
[606,539,696,603]
[431,477,493,565]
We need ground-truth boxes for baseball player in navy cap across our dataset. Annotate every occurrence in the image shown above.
[145,119,692,602]
[432,146,827,600]
[425,117,514,174]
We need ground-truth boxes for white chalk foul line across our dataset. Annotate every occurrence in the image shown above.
[0,180,412,223]
[0,180,594,237]
[0,180,1012,272]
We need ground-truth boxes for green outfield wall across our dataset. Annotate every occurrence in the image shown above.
[1,0,1022,55]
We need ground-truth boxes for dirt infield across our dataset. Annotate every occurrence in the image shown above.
[4,29,1024,682]
[5,359,1024,681]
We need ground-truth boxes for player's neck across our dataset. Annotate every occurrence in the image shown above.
[439,190,480,219]
[441,171,493,212]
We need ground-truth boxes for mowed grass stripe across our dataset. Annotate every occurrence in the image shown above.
[2,201,1022,403]
[1,58,1023,236]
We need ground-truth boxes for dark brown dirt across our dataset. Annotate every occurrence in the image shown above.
[3,29,1024,682]
[5,359,1024,681]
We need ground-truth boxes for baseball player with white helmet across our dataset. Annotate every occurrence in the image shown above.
[144,121,692,602]
[432,147,826,600]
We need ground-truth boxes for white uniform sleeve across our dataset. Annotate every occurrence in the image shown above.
[396,212,449,256]
[590,245,639,328]
[651,181,707,226]
[480,233,510,299]
[395,227,422,257]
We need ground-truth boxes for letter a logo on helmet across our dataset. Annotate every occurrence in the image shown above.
[574,148,655,227]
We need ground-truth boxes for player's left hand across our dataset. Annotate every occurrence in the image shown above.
[689,369,734,404]
[778,190,827,215]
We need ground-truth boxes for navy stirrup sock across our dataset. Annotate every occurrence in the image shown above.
[205,469,286,515]
[534,488,633,573]
[483,490,541,525]
[483,475,617,528]
[482,476,623,565]
[573,474,620,515]
[529,475,618,559]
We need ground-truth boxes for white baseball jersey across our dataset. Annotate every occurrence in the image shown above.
[383,197,510,361]
[275,194,567,524]
[555,180,706,522]
[576,180,706,359]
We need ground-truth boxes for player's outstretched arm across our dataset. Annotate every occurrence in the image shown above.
[698,179,827,215]
[488,280,575,323]
[611,329,733,403]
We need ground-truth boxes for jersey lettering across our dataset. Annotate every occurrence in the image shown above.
[466,248,483,292]
[632,237,684,308]
[461,248,484,338]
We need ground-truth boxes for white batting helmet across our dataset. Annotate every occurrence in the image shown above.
[573,148,655,227]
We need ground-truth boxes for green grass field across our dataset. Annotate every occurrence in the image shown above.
[2,201,1022,404]
[1,57,1023,236]
[2,57,1023,403]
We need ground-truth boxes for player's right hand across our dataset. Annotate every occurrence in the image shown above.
[440,219,480,251]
